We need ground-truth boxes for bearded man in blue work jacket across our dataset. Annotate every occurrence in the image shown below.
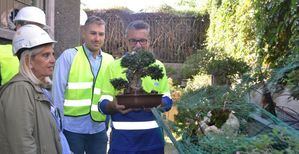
[52,16,114,154]
[98,20,173,154]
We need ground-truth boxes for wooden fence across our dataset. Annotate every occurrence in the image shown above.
[89,10,209,63]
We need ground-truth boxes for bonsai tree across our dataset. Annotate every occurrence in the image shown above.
[110,50,164,95]
[207,57,249,85]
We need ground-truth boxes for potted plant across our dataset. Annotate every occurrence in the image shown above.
[110,50,165,108]
[207,57,249,86]
[173,85,299,153]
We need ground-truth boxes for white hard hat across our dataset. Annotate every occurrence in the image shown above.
[13,24,56,55]
[80,9,88,26]
[14,6,47,26]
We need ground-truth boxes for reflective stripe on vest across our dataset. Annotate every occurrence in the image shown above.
[67,82,93,89]
[0,44,19,85]
[64,46,114,122]
[66,82,101,94]
[112,121,159,130]
[99,94,114,102]
[64,99,91,106]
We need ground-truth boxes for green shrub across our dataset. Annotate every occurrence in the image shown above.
[181,49,214,79]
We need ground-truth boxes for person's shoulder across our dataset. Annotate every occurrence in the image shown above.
[0,44,12,48]
[61,48,78,56]
[101,51,114,59]
[154,59,165,66]
[1,77,33,96]
[114,57,123,64]
[8,80,33,90]
[106,58,121,70]
[0,80,36,107]
[9,74,33,87]
[56,47,78,62]
[0,44,13,56]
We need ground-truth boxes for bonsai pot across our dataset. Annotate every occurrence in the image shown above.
[116,94,162,108]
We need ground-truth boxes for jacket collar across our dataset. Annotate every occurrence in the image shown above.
[9,73,44,93]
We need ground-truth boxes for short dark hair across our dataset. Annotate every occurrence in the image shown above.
[84,15,105,26]
[9,9,19,22]
[125,20,150,37]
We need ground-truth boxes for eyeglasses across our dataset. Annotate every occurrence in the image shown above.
[128,39,148,45]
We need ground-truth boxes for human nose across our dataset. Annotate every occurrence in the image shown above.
[94,34,101,41]
[50,53,55,63]
[134,41,142,47]
[95,35,99,41]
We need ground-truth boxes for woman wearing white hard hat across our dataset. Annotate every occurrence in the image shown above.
[0,6,50,86]
[0,6,48,87]
[0,24,61,153]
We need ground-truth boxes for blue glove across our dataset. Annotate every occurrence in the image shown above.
[160,96,173,112]
[98,99,110,114]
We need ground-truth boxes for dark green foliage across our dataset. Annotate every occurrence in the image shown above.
[166,0,299,153]
[144,65,164,80]
[181,48,249,85]
[181,49,215,79]
[175,85,255,137]
[251,0,299,95]
[203,0,299,107]
[206,0,299,81]
[121,53,138,68]
[268,61,299,100]
[173,84,299,153]
[110,51,164,93]
[138,51,155,67]
[110,78,128,91]
[207,57,249,76]
[254,0,299,68]
[285,69,299,100]
[211,56,250,85]
[120,50,155,71]
[207,0,256,62]
[179,128,299,154]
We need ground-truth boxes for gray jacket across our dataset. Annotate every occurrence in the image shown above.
[0,74,62,154]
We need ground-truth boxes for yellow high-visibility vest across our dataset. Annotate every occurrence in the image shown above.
[0,44,19,85]
[64,46,114,122]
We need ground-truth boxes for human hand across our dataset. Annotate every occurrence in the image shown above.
[157,97,173,112]
[111,99,133,114]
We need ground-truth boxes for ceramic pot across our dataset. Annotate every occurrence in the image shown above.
[116,94,162,108]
